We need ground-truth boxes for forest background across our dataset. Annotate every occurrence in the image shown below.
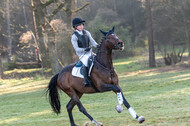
[0,0,190,77]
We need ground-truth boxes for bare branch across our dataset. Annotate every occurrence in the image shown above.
[72,2,89,13]
[62,7,66,11]
[47,2,65,22]
[20,1,32,8]
[41,0,58,8]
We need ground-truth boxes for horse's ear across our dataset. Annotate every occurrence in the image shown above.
[112,26,115,32]
[100,30,107,36]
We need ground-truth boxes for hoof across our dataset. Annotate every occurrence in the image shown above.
[92,120,103,126]
[138,116,145,124]
[97,122,103,126]
[115,105,123,113]
[71,124,78,126]
[84,121,90,126]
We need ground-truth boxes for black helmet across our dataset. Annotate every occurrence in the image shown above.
[72,17,85,28]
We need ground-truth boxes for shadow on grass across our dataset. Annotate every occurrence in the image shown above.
[3,68,52,79]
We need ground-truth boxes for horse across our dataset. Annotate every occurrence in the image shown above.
[47,27,145,126]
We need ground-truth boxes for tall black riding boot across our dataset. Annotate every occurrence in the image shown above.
[83,66,90,87]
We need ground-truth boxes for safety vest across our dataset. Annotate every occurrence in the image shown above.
[73,30,90,48]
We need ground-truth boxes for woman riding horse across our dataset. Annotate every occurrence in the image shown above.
[71,17,99,87]
[47,25,145,126]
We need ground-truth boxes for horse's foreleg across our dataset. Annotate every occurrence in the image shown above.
[121,91,145,124]
[100,84,121,92]
[101,84,124,112]
[101,84,145,124]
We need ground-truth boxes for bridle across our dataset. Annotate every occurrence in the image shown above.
[105,33,120,49]
[95,33,119,77]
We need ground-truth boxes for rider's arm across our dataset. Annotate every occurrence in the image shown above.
[85,30,98,48]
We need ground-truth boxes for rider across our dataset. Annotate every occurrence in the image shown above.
[71,17,99,87]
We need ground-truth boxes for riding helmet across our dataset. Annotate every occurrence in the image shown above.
[72,17,85,28]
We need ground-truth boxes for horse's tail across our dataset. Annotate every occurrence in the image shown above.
[47,73,61,114]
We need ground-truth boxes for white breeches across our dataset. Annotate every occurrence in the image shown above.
[79,51,92,67]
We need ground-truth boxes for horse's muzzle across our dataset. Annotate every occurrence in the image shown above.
[118,42,124,50]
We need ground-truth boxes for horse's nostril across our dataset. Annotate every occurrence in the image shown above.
[118,42,123,47]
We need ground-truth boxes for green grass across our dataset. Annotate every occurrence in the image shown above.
[0,57,190,126]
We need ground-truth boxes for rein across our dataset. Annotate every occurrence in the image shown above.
[106,37,119,49]
[95,38,115,77]
[95,58,115,77]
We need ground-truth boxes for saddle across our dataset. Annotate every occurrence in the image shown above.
[72,55,100,92]
[72,55,95,78]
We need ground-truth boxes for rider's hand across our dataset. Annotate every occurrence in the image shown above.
[85,47,91,52]
[96,44,100,48]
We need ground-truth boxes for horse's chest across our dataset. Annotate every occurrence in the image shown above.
[105,72,118,84]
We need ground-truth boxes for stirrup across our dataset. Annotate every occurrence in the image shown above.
[83,81,90,87]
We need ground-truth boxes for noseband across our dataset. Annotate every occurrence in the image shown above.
[105,33,119,49]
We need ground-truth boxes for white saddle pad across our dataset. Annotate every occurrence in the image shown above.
[72,67,84,78]
[72,62,94,78]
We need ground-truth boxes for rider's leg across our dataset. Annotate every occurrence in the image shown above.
[83,66,90,87]
[81,54,91,87]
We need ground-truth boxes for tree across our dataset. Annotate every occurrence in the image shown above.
[6,0,12,59]
[0,1,6,79]
[145,0,156,67]
[152,0,187,65]
[81,0,146,57]
[0,0,7,79]
[181,0,190,57]
[31,0,65,74]
[31,0,89,74]
[0,47,5,79]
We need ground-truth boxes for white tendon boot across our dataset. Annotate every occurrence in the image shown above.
[128,107,137,119]
[115,92,123,113]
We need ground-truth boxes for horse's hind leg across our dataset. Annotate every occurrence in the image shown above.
[69,94,102,126]
[66,99,78,126]
[76,100,103,126]
[66,92,83,126]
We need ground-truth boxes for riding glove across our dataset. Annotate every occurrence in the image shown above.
[85,47,91,52]
[96,44,100,48]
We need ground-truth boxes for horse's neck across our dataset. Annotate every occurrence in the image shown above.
[96,40,113,69]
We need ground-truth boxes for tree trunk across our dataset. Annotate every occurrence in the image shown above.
[6,0,12,58]
[146,0,156,67]
[46,26,62,74]
[0,55,4,79]
[64,0,74,65]
[31,0,51,68]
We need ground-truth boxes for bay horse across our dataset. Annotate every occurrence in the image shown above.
[47,27,145,126]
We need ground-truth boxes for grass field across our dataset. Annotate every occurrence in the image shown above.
[0,57,190,126]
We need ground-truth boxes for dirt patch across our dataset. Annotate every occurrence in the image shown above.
[124,63,190,77]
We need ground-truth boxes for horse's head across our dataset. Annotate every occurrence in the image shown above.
[100,26,124,50]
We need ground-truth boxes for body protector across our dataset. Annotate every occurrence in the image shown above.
[73,30,90,48]
[71,30,98,67]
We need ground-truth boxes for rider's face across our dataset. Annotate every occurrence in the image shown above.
[76,24,84,31]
